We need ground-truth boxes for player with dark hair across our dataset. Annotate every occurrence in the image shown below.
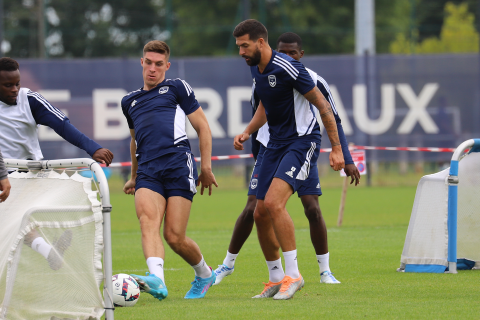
[0,57,114,270]
[232,19,347,300]
[0,149,11,203]
[214,32,360,287]
[124,40,218,300]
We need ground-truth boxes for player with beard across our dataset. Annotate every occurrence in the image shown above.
[213,32,359,286]
[232,20,345,300]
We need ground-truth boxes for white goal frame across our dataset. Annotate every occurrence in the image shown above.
[3,158,115,320]
[446,138,480,274]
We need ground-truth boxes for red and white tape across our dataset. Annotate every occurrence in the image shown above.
[353,146,455,153]
[102,145,456,168]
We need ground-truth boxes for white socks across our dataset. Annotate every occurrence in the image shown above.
[146,257,165,283]
[283,249,300,279]
[31,237,52,259]
[223,251,238,269]
[317,252,330,274]
[192,256,212,279]
[266,258,285,283]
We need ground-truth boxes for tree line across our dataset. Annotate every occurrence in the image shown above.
[2,0,479,58]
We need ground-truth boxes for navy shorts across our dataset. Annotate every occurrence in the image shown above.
[256,140,321,200]
[248,144,266,196]
[297,163,322,197]
[135,152,198,201]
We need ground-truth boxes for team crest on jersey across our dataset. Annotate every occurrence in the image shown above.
[159,86,169,94]
[268,75,276,87]
[250,178,258,189]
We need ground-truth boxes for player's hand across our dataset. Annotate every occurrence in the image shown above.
[123,178,136,195]
[329,147,345,171]
[197,168,218,196]
[93,148,114,166]
[344,163,360,186]
[0,178,11,203]
[233,132,250,150]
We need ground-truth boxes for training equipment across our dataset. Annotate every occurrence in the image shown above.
[130,272,168,301]
[273,275,304,300]
[213,264,234,285]
[320,271,341,284]
[0,159,114,319]
[112,274,140,307]
[399,139,480,273]
[184,268,216,299]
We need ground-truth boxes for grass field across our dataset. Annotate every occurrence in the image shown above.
[108,182,480,319]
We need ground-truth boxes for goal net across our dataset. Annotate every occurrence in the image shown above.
[399,140,480,273]
[0,159,114,320]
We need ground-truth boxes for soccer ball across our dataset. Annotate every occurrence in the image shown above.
[112,273,140,307]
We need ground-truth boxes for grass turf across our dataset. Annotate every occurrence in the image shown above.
[109,186,480,319]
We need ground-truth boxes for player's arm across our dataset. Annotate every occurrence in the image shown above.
[316,79,360,185]
[303,86,344,171]
[233,101,267,150]
[123,129,137,195]
[0,149,11,203]
[27,93,113,165]
[187,107,218,195]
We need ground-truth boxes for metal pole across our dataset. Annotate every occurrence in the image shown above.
[38,0,46,58]
[355,0,375,56]
[355,0,376,186]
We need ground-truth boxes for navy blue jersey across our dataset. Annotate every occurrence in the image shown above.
[121,78,200,164]
[250,50,318,144]
[27,90,102,156]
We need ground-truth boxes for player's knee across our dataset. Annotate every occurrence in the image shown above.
[253,206,268,223]
[242,203,256,223]
[304,202,322,222]
[164,231,184,251]
[137,215,158,233]
[264,197,282,216]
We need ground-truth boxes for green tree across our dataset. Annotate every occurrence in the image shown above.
[390,1,479,54]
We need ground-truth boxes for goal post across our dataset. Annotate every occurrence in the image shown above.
[446,139,480,273]
[0,159,114,320]
[399,139,480,273]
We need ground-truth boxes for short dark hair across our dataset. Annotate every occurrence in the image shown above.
[0,57,19,72]
[143,40,170,59]
[233,19,268,42]
[276,32,302,50]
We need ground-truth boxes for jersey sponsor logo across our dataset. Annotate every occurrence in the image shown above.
[131,100,137,107]
[159,86,169,94]
[268,75,276,87]
[285,166,296,178]
[250,178,258,189]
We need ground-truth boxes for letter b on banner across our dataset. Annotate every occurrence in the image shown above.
[93,89,130,139]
